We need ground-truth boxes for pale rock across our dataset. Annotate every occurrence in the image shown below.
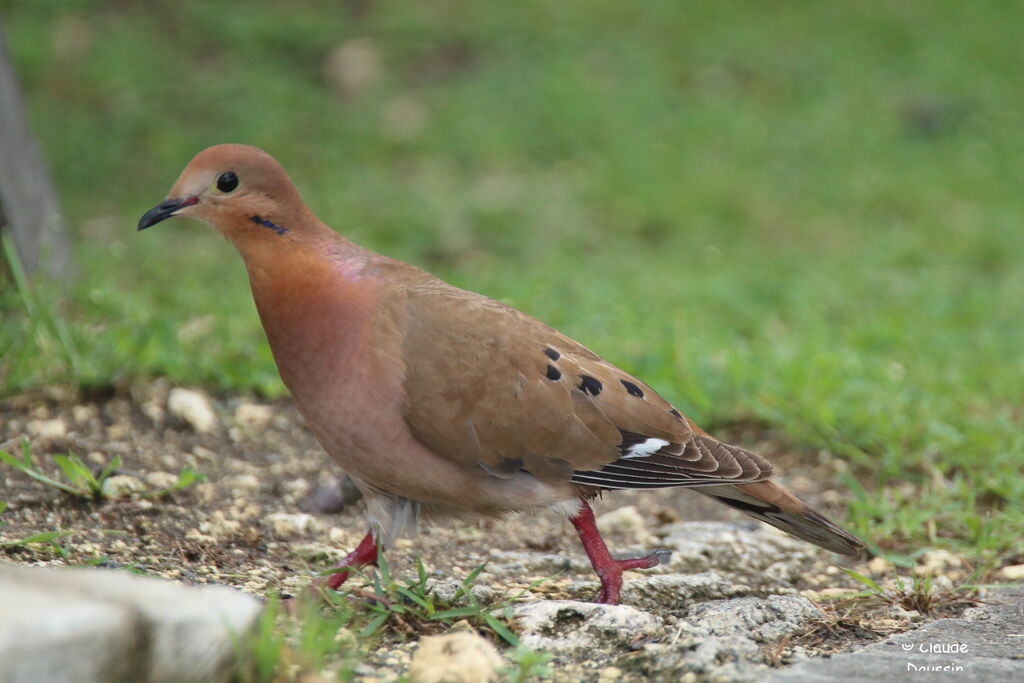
[227,473,261,493]
[201,511,242,539]
[168,388,218,433]
[512,600,663,654]
[192,445,218,461]
[867,556,891,574]
[595,505,647,536]
[0,575,140,683]
[407,632,503,683]
[234,402,274,429]
[914,549,964,575]
[144,471,179,490]
[328,526,352,545]
[101,475,145,499]
[485,549,590,576]
[26,418,66,438]
[998,564,1024,581]
[195,482,219,503]
[656,521,815,588]
[424,578,498,605]
[623,596,820,681]
[185,528,218,545]
[0,564,262,683]
[282,478,312,500]
[267,512,321,537]
[140,400,165,425]
[619,573,753,610]
[72,405,95,425]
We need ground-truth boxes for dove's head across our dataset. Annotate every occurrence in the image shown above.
[138,144,315,244]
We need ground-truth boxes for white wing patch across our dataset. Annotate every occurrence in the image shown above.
[622,437,671,459]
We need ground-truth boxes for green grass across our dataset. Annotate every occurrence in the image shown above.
[234,556,551,682]
[2,1,1023,565]
[0,439,205,501]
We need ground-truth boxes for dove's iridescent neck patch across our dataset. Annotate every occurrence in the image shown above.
[250,215,288,235]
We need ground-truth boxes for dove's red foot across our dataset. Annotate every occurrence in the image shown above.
[324,530,380,590]
[570,499,671,605]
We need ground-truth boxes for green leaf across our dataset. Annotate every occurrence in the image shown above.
[462,562,487,589]
[0,449,27,471]
[395,585,431,610]
[359,612,389,639]
[96,456,123,489]
[0,530,73,547]
[432,605,485,620]
[843,569,884,594]
[484,612,519,647]
[53,454,92,491]
[1,450,81,496]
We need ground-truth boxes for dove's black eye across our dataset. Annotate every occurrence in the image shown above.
[216,171,239,193]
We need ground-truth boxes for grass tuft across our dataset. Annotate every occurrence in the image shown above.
[233,556,551,682]
[0,438,204,502]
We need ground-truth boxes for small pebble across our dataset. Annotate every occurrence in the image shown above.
[26,418,67,438]
[168,388,218,433]
[234,402,274,428]
[266,512,320,537]
[998,564,1024,581]
[101,475,145,499]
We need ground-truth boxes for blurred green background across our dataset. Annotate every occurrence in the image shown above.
[2,1,1022,563]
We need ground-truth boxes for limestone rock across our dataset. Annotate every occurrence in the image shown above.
[619,572,754,610]
[484,549,590,576]
[512,600,663,654]
[425,578,498,605]
[407,632,503,683]
[0,564,262,683]
[623,596,821,682]
[656,521,816,587]
[0,577,141,683]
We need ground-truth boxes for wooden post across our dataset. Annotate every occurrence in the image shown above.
[0,24,72,282]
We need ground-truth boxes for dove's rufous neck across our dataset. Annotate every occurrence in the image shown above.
[241,231,382,399]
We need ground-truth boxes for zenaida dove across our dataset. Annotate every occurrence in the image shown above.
[140,144,865,604]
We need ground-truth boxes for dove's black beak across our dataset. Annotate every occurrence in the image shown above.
[138,196,198,231]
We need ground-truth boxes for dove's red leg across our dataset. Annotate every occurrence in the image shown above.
[325,530,379,590]
[569,499,669,604]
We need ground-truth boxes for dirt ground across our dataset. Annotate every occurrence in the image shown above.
[1,380,965,678]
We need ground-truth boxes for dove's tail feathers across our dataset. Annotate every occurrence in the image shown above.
[700,480,866,556]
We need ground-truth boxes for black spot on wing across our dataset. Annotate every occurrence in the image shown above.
[669,408,682,419]
[545,364,561,381]
[620,380,644,398]
[543,347,560,361]
[578,375,603,396]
